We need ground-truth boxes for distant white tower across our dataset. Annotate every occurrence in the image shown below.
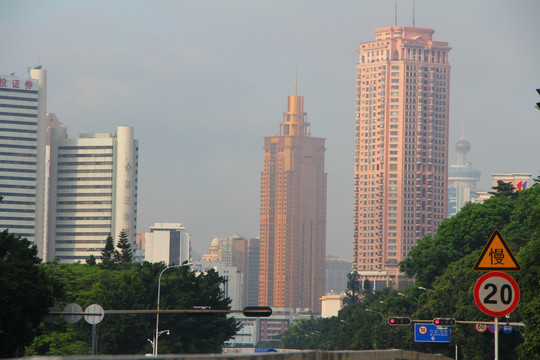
[448,136,481,216]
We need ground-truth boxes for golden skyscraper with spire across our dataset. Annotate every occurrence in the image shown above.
[258,75,327,312]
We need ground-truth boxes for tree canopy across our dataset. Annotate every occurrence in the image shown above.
[25,262,239,355]
[0,230,60,357]
[278,184,540,359]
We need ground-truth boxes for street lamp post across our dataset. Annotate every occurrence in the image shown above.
[148,330,170,356]
[365,308,384,320]
[418,286,435,293]
[154,263,191,356]
[398,292,420,303]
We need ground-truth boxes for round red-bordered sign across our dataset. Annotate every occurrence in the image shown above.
[474,323,487,333]
[474,271,520,317]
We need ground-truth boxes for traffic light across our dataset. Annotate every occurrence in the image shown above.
[433,318,456,327]
[387,317,411,326]
[242,306,272,317]
[536,89,540,111]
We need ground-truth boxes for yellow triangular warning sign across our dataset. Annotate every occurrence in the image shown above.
[473,229,521,271]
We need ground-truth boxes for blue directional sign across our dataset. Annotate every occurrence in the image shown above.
[414,323,451,343]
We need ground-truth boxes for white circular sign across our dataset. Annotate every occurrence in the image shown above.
[474,271,520,317]
[84,304,105,325]
[63,303,83,323]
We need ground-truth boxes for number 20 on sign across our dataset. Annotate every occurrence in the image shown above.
[474,271,520,317]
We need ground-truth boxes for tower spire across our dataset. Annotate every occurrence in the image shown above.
[412,0,415,27]
[394,0,397,26]
[294,68,297,96]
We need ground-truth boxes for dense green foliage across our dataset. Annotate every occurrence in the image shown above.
[0,230,60,357]
[24,262,240,355]
[278,184,540,359]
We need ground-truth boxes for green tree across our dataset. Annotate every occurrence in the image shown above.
[363,278,373,296]
[515,235,540,358]
[489,180,518,199]
[281,317,343,350]
[401,194,516,287]
[157,267,240,353]
[344,271,362,305]
[101,233,115,266]
[114,230,133,264]
[86,254,97,266]
[0,230,60,357]
[24,325,89,355]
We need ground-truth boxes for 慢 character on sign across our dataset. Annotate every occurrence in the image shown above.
[489,248,504,265]
[12,79,20,88]
[0,78,6,87]
[25,80,33,89]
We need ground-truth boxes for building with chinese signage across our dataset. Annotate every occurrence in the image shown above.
[0,67,47,257]
[476,173,532,203]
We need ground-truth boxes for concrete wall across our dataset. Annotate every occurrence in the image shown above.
[26,350,452,360]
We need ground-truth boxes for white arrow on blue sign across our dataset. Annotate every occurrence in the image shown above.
[414,323,451,343]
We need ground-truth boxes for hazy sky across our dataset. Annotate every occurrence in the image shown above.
[2,0,539,260]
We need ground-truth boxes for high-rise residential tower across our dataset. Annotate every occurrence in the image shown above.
[47,126,138,262]
[353,26,451,289]
[0,67,47,257]
[259,78,327,312]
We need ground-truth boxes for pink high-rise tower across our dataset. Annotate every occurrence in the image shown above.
[353,26,451,288]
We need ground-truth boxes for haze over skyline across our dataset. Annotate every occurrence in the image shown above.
[2,0,539,260]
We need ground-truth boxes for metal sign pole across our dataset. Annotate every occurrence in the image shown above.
[494,317,498,360]
[92,324,97,355]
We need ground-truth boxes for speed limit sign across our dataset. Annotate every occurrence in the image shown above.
[474,271,520,317]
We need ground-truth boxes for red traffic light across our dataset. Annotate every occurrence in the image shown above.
[242,306,272,317]
[433,318,456,327]
[388,317,411,326]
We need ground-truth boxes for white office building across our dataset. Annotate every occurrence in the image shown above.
[0,67,47,257]
[144,222,191,265]
[47,126,138,262]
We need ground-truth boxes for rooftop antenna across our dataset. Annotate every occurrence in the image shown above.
[412,0,415,27]
[394,0,397,26]
[294,68,297,96]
